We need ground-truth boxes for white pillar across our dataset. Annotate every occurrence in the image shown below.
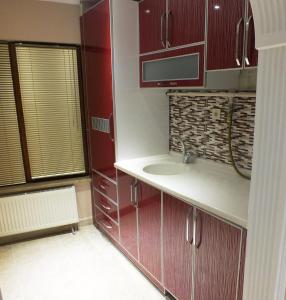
[243,45,286,300]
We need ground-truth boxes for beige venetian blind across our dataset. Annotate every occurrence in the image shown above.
[16,45,85,179]
[0,44,26,186]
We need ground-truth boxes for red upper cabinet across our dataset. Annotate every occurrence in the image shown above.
[244,1,258,67]
[80,0,116,180]
[137,181,162,282]
[168,0,205,48]
[207,0,245,70]
[139,0,167,54]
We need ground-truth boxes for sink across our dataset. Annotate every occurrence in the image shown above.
[143,163,186,175]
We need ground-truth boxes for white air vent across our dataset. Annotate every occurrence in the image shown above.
[92,117,110,133]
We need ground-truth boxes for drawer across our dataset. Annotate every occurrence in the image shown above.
[93,189,118,223]
[93,173,117,202]
[95,207,119,242]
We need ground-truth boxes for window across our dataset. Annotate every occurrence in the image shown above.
[0,44,26,186]
[0,43,87,187]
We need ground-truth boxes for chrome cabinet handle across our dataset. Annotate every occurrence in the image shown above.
[235,17,243,66]
[195,212,202,248]
[108,113,114,142]
[101,221,112,230]
[100,203,111,211]
[166,10,172,48]
[185,208,193,244]
[161,12,166,48]
[130,182,134,205]
[244,15,253,66]
[99,183,106,190]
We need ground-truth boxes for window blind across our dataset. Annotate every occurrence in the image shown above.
[0,44,26,186]
[16,45,85,179]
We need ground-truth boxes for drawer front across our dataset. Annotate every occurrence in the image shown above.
[95,207,119,242]
[93,189,118,223]
[92,172,117,202]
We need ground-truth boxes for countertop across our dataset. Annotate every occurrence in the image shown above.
[115,153,250,228]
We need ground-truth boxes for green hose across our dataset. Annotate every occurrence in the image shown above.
[228,103,251,180]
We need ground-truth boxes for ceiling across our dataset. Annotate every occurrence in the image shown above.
[39,0,80,5]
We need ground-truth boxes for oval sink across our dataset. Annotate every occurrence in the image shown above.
[143,163,186,176]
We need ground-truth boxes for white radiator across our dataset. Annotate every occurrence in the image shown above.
[0,186,79,237]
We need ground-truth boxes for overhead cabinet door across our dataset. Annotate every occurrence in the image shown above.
[168,0,205,48]
[139,0,167,54]
[207,0,245,70]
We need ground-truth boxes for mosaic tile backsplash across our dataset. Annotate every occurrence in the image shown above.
[169,93,256,170]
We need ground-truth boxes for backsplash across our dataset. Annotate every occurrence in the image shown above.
[169,93,256,170]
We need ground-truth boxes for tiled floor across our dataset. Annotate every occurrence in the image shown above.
[0,226,167,300]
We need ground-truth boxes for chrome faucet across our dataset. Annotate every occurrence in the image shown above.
[176,137,195,164]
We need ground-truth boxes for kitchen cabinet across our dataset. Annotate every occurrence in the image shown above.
[168,0,205,48]
[163,194,246,300]
[80,0,116,180]
[163,194,193,300]
[244,2,258,67]
[207,0,245,70]
[117,172,162,282]
[140,45,205,88]
[139,0,205,54]
[139,0,166,54]
[207,0,257,70]
[118,171,138,259]
[194,209,245,300]
[137,181,162,281]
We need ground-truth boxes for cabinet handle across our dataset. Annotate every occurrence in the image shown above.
[166,10,172,48]
[101,220,112,230]
[195,212,202,248]
[235,17,243,66]
[186,208,193,244]
[244,15,253,66]
[100,203,111,211]
[161,12,166,48]
[108,113,114,142]
[130,181,134,205]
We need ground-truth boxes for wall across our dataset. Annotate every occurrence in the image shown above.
[0,0,81,44]
[111,0,169,162]
[75,181,92,226]
[169,93,256,171]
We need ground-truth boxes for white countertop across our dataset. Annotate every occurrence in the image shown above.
[115,153,250,228]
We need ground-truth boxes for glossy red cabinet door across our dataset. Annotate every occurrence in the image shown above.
[139,0,166,54]
[207,0,245,70]
[194,209,244,300]
[163,194,193,300]
[168,0,205,48]
[244,2,258,67]
[117,171,138,259]
[137,181,162,282]
[81,0,116,180]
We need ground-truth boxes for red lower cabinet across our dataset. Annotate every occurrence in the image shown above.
[117,171,138,259]
[194,209,245,300]
[163,194,194,300]
[137,181,162,281]
[95,207,119,242]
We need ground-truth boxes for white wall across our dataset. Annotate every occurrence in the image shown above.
[111,0,169,162]
[0,0,81,44]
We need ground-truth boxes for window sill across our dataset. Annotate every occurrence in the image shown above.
[0,176,91,197]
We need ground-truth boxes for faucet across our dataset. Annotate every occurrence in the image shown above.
[176,137,195,164]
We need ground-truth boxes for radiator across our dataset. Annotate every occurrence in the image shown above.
[0,186,79,237]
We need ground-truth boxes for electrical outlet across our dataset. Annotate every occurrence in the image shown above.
[212,108,221,121]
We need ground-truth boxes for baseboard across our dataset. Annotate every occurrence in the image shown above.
[79,216,93,227]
